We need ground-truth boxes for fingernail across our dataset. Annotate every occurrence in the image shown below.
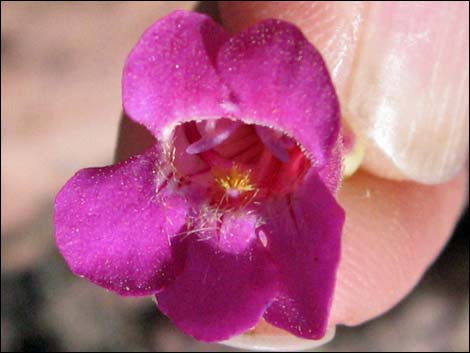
[345,1,469,183]
[222,321,336,351]
[220,2,469,184]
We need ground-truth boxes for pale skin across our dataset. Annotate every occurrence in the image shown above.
[117,0,468,343]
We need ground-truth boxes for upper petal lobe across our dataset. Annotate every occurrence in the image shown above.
[217,19,341,170]
[123,11,230,136]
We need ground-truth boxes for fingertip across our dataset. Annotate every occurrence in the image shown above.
[331,168,468,325]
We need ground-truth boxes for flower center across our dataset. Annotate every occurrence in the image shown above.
[214,165,255,197]
[166,118,310,210]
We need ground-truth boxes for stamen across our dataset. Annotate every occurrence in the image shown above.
[214,165,255,199]
[255,126,292,163]
[186,120,241,154]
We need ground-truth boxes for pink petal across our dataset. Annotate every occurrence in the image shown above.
[260,173,345,339]
[122,11,229,136]
[54,146,192,296]
[217,19,341,170]
[155,213,278,342]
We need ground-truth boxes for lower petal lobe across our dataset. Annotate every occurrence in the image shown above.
[156,213,278,342]
[54,146,190,296]
[261,174,344,339]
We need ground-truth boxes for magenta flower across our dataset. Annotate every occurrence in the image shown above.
[54,10,345,342]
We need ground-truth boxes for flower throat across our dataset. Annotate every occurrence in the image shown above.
[166,119,311,210]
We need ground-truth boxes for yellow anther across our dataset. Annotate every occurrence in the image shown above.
[215,165,255,196]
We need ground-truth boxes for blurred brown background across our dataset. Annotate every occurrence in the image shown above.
[1,2,468,352]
